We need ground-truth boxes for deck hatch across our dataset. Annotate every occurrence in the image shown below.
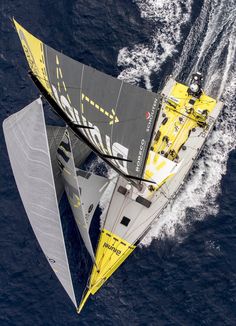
[120,216,131,226]
[117,186,128,195]
[136,196,152,208]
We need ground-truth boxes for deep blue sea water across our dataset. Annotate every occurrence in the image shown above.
[1,0,236,325]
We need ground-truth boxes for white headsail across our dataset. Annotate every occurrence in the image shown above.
[3,98,77,307]
[57,130,108,263]
[76,169,109,228]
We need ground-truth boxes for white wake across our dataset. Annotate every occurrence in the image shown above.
[117,0,193,90]
[136,0,236,245]
[97,0,236,246]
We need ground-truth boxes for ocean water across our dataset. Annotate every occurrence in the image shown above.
[1,0,236,325]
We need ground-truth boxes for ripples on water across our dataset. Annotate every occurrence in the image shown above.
[1,0,236,325]
[115,0,236,247]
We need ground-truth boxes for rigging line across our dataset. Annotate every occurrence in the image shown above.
[124,191,170,241]
[89,178,118,268]
[162,182,171,199]
[126,206,161,245]
[121,199,154,242]
[140,95,162,181]
[165,103,209,124]
[87,239,136,294]
[28,72,84,90]
[160,189,171,200]
[121,172,180,241]
[122,180,174,240]
[124,138,210,241]
[110,191,133,235]
[107,180,151,245]
[97,178,137,265]
[155,111,181,154]
[79,64,84,113]
[97,175,120,237]
[99,230,133,275]
[110,80,123,144]
[83,179,113,282]
[169,116,194,153]
[98,236,135,278]
[169,96,215,103]
[118,200,144,242]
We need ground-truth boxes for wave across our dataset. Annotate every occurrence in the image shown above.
[96,0,236,246]
[117,0,193,89]
[141,0,236,245]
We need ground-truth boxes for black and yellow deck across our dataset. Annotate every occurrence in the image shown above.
[152,82,217,161]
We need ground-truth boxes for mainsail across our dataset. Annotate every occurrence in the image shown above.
[57,129,108,263]
[13,20,161,184]
[3,98,77,307]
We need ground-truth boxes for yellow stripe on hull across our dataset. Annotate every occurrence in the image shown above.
[152,83,216,159]
[78,228,135,313]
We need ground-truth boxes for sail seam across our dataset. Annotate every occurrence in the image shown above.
[110,80,123,143]
[40,100,78,307]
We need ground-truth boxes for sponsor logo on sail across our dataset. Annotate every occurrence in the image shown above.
[146,98,158,132]
[136,139,146,173]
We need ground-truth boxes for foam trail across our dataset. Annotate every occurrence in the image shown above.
[173,0,212,78]
[95,0,236,245]
[141,0,236,245]
[117,0,193,89]
[91,0,199,225]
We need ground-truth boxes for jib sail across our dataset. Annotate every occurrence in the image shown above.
[3,98,77,307]
[14,20,160,183]
[57,130,108,263]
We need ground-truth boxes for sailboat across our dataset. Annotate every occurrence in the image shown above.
[3,20,224,313]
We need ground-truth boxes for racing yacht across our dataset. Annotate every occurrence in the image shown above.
[3,20,223,313]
